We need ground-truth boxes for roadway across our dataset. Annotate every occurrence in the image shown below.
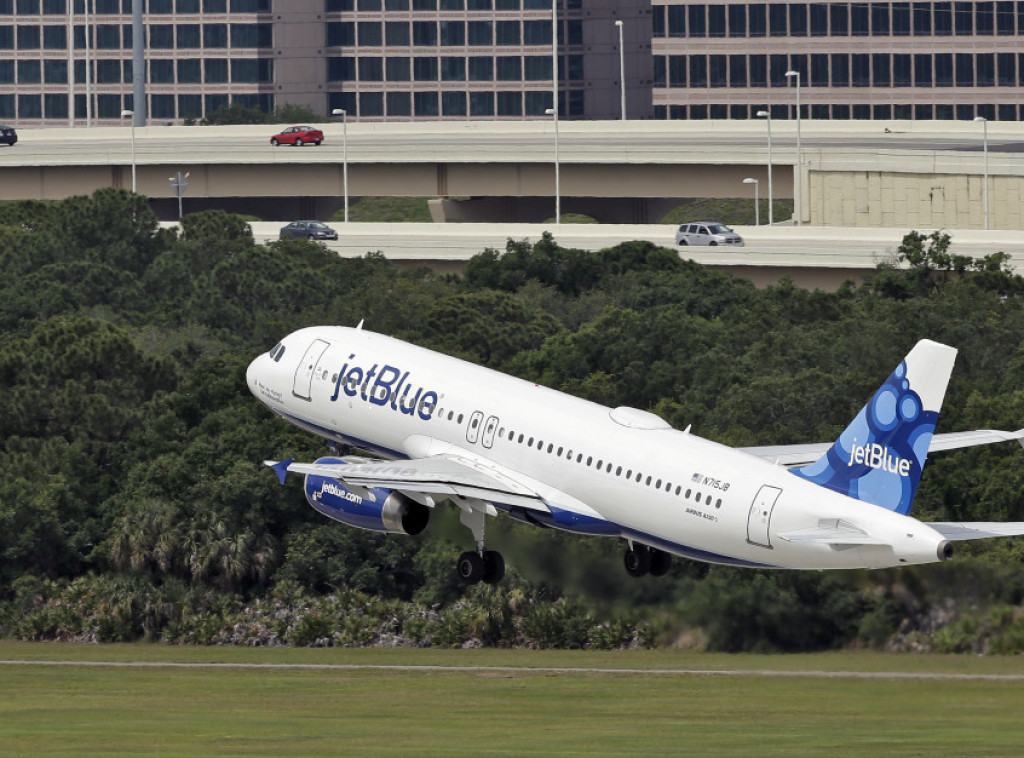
[7,120,1024,168]
[237,221,1024,289]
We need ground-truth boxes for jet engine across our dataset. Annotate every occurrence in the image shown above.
[303,457,429,535]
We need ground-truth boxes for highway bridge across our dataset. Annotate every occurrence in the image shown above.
[5,120,1024,228]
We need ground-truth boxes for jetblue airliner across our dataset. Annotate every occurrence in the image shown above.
[248,324,1024,584]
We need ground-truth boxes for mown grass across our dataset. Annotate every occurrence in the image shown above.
[3,643,1024,756]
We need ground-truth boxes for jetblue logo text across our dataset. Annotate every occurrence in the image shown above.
[329,354,439,421]
[847,439,912,477]
[315,481,364,505]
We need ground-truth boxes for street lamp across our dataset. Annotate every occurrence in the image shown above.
[756,110,773,225]
[545,107,560,224]
[974,116,989,230]
[743,178,759,226]
[332,108,348,223]
[785,70,802,226]
[120,108,135,193]
[614,20,625,120]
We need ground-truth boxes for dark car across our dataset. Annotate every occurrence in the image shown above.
[280,220,338,241]
[270,125,324,146]
[0,125,17,146]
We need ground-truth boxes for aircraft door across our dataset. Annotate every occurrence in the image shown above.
[293,339,330,401]
[746,485,782,548]
[466,410,484,444]
[481,415,499,449]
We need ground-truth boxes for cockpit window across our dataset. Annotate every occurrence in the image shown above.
[270,342,286,362]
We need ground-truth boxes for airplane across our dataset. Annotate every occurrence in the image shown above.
[247,324,1024,584]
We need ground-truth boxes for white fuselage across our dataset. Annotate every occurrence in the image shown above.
[248,326,951,570]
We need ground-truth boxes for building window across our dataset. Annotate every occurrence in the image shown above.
[934,2,952,35]
[440,20,465,45]
[441,56,465,80]
[151,94,175,120]
[177,24,200,49]
[44,92,67,118]
[17,24,40,48]
[328,22,355,47]
[327,56,356,81]
[831,53,849,86]
[171,58,198,85]
[386,22,409,46]
[913,2,932,34]
[667,6,684,37]
[955,52,973,86]
[749,3,766,36]
[413,21,436,46]
[43,24,65,49]
[178,94,202,121]
[690,54,706,86]
[977,53,994,85]
[496,55,520,80]
[522,20,550,44]
[689,4,706,37]
[935,53,953,85]
[151,59,174,83]
[359,57,383,81]
[496,90,521,116]
[954,1,973,34]
[852,53,869,86]
[709,54,727,87]
[997,52,1015,85]
[669,55,686,87]
[442,91,466,116]
[893,53,911,86]
[789,3,807,36]
[17,59,40,84]
[914,53,931,86]
[893,2,911,34]
[360,91,384,117]
[523,55,550,80]
[872,3,890,35]
[729,54,746,87]
[996,0,1015,34]
[205,58,228,83]
[470,91,493,116]
[708,4,725,37]
[769,3,786,35]
[728,4,746,36]
[387,91,411,116]
[359,21,382,46]
[468,20,492,45]
[204,24,227,48]
[495,20,518,44]
[386,56,409,81]
[414,91,438,116]
[43,58,65,82]
[830,2,848,34]
[810,53,827,86]
[468,55,492,80]
[851,2,869,34]
[413,56,437,80]
[749,54,766,86]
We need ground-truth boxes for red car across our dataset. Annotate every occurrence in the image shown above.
[270,125,324,147]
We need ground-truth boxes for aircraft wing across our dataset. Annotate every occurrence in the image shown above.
[267,455,551,513]
[926,522,1024,541]
[740,428,1024,468]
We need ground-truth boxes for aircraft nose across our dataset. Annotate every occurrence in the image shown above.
[246,355,262,397]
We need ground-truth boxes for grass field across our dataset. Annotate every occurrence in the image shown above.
[3,642,1024,757]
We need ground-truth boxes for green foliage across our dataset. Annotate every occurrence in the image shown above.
[661,197,795,226]
[200,103,270,125]
[334,196,434,223]
[3,202,1024,653]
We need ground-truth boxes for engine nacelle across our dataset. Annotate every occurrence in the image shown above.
[303,457,429,535]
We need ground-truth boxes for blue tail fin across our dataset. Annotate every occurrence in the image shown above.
[791,340,957,515]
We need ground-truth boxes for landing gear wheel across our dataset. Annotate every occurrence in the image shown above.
[482,550,505,584]
[457,551,485,585]
[624,545,651,577]
[649,548,672,577]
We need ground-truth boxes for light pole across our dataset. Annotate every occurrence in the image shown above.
[545,107,560,224]
[121,108,136,193]
[332,108,348,223]
[785,70,802,226]
[756,110,773,225]
[743,178,759,226]
[974,116,989,230]
[614,20,625,120]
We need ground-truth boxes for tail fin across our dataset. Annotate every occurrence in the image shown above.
[791,340,956,515]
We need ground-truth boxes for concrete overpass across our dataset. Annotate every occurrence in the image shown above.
[5,121,1024,228]
[234,221,1024,291]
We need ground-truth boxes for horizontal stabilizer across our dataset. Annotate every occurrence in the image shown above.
[741,428,1024,468]
[926,522,1024,541]
[778,520,889,547]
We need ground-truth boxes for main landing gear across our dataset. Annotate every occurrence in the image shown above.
[456,501,506,585]
[457,549,505,585]
[624,543,672,578]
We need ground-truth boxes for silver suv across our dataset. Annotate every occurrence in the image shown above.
[675,222,744,247]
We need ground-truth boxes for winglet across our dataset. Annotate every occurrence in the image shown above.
[791,340,956,515]
[265,458,295,485]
